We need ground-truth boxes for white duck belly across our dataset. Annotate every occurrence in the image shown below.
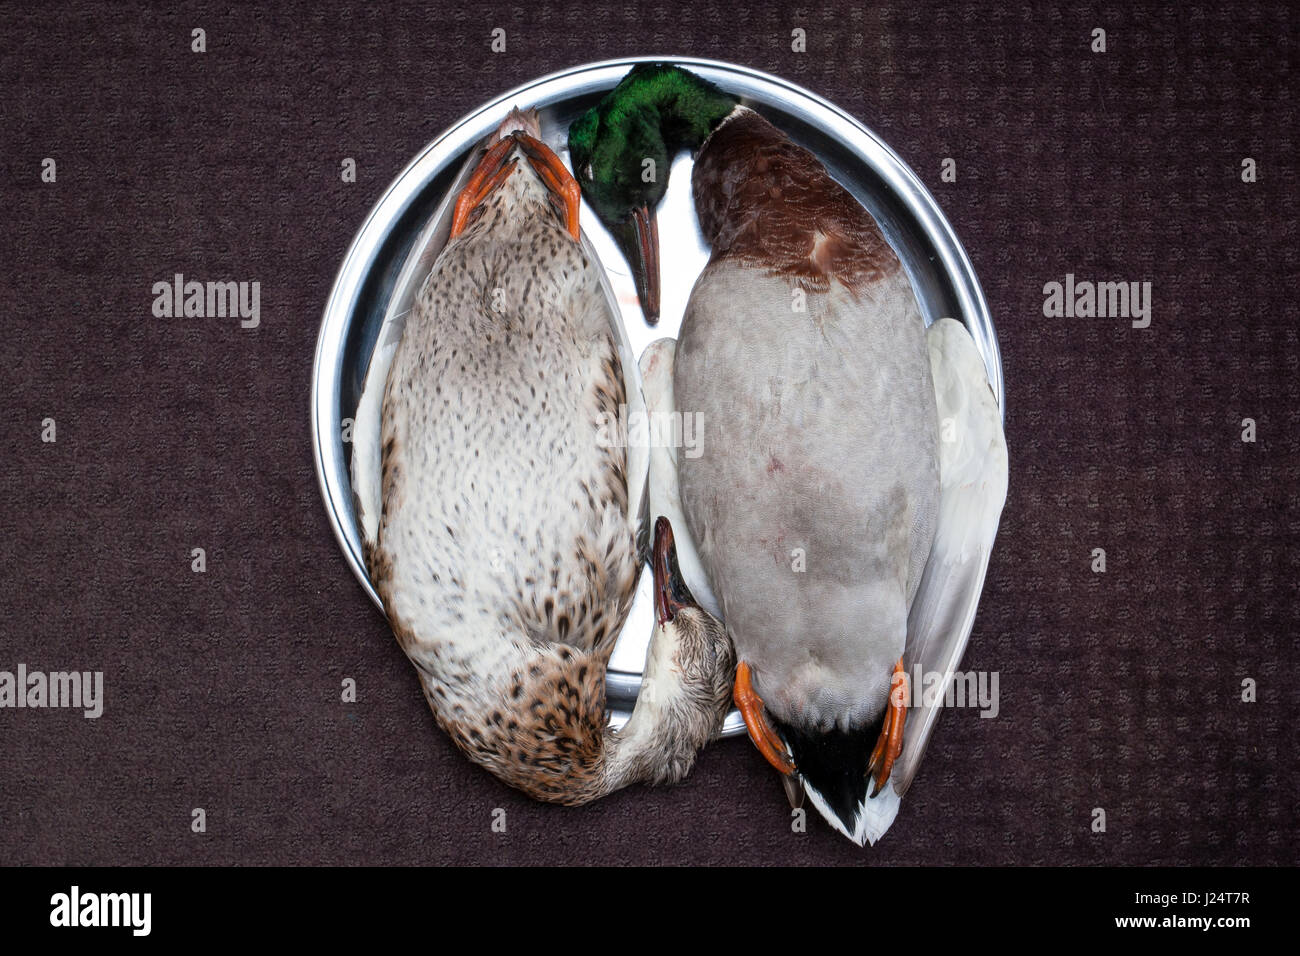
[379,215,633,641]
[376,230,634,667]
[675,260,939,731]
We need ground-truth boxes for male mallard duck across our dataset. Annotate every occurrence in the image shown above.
[353,108,734,804]
[571,66,1008,842]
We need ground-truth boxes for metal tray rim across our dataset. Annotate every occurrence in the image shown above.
[310,56,1003,737]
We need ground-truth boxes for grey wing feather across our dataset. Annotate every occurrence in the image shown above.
[894,318,1009,796]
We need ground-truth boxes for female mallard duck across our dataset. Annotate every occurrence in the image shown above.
[353,108,734,805]
[571,65,1008,843]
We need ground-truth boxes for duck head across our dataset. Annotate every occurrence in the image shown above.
[644,516,734,751]
[653,516,705,629]
[568,64,737,322]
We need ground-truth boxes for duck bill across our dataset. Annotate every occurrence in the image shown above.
[653,516,695,625]
[613,205,660,323]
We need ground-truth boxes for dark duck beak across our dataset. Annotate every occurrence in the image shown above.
[652,515,694,625]
[611,205,661,323]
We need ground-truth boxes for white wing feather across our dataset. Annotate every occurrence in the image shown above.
[894,318,1008,796]
[638,338,722,620]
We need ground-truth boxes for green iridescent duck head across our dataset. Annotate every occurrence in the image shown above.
[568,64,737,322]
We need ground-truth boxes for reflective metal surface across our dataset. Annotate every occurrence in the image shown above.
[311,57,1003,736]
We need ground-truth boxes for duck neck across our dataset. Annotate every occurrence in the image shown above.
[601,620,719,792]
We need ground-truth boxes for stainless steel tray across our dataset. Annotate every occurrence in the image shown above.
[311,57,1003,735]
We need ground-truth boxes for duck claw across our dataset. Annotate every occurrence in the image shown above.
[450,129,583,243]
[782,772,805,809]
[867,658,907,797]
[735,661,796,776]
[514,133,583,241]
[450,136,518,239]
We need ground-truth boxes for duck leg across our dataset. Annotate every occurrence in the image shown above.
[514,133,582,241]
[450,136,519,239]
[867,658,907,796]
[734,661,795,776]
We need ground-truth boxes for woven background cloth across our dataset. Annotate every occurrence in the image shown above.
[1,1,1295,865]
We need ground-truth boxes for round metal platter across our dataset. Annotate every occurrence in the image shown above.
[311,56,1003,737]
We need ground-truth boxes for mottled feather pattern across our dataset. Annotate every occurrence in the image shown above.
[430,643,611,805]
[369,150,639,802]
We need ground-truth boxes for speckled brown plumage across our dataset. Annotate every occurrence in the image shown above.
[367,120,732,805]
[692,109,901,295]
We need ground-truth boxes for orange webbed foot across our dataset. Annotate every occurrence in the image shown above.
[514,133,582,241]
[735,661,795,776]
[450,136,518,239]
[867,658,907,797]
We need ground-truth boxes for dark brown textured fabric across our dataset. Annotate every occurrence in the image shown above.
[0,2,1295,865]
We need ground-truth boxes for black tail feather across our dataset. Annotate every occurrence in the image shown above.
[770,714,885,830]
